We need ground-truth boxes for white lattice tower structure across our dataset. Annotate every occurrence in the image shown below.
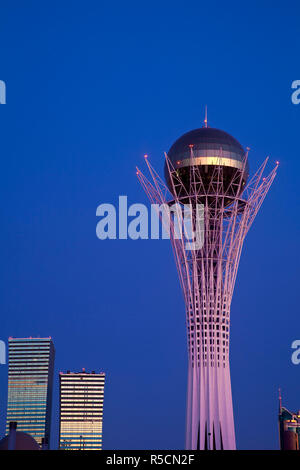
[137,127,278,450]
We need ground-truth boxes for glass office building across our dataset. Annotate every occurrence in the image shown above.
[6,337,55,448]
[59,369,105,450]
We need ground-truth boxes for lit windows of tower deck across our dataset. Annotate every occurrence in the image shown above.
[59,369,105,450]
[6,337,55,448]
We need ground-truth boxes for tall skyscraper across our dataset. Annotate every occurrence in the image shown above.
[59,369,105,450]
[137,119,278,449]
[278,392,300,450]
[6,337,55,448]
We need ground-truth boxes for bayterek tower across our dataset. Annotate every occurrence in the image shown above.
[137,114,278,450]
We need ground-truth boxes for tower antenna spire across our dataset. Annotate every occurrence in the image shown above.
[203,105,208,128]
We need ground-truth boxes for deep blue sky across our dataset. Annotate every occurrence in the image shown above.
[0,0,299,450]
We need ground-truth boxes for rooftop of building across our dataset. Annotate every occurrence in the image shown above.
[59,368,105,376]
[8,336,52,340]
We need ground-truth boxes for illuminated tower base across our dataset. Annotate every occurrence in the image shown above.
[186,352,235,449]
